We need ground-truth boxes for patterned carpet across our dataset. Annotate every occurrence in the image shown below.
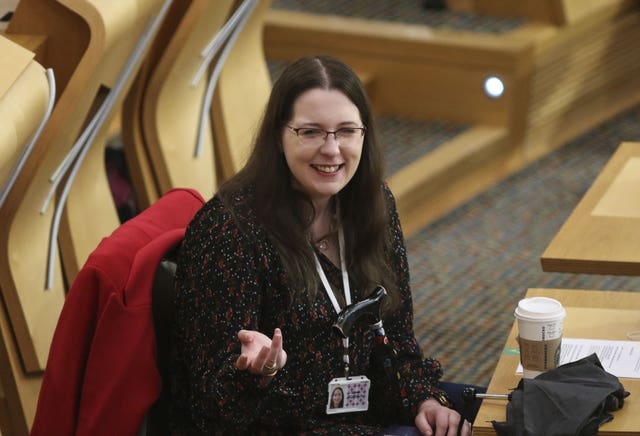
[378,118,467,177]
[269,1,640,387]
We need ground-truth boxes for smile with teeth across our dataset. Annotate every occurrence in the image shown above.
[312,164,342,173]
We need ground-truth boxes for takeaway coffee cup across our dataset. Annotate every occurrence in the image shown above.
[514,297,566,378]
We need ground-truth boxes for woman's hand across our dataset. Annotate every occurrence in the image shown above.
[415,398,473,436]
[235,328,287,381]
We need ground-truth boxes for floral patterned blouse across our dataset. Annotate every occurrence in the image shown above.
[170,185,449,435]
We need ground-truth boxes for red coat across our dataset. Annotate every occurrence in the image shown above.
[31,188,204,436]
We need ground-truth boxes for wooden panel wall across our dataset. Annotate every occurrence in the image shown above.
[264,10,533,135]
[523,6,640,155]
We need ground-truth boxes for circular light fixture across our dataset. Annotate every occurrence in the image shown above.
[484,76,505,99]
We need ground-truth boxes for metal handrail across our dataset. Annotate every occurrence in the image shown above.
[194,0,258,158]
[0,67,56,210]
[45,0,174,289]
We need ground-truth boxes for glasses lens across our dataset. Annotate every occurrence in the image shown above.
[293,127,364,146]
[297,128,325,146]
[336,128,363,142]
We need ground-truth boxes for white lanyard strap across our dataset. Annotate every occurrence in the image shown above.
[313,225,351,360]
[313,225,351,315]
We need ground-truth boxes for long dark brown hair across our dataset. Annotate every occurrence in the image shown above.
[219,55,396,307]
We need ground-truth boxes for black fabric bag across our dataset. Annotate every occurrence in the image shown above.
[492,353,629,436]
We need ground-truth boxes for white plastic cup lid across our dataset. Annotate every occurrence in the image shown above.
[514,297,566,321]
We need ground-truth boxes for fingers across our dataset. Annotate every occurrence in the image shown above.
[235,354,248,370]
[462,420,473,436]
[261,328,284,377]
[415,399,467,436]
[269,328,284,367]
[235,328,287,378]
[415,399,438,435]
[436,409,460,436]
[414,412,432,435]
[267,328,281,362]
[255,344,272,373]
[454,420,472,436]
[237,329,254,344]
[274,328,288,368]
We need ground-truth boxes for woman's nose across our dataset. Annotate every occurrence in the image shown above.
[319,134,340,155]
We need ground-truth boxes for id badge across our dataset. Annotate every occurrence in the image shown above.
[326,376,370,414]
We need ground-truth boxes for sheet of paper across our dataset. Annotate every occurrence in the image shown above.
[516,337,640,378]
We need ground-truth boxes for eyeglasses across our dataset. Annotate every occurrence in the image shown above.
[286,125,366,147]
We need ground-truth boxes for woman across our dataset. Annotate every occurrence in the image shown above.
[170,55,473,435]
[330,387,344,409]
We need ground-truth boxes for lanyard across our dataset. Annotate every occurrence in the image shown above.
[314,225,351,311]
[313,225,352,376]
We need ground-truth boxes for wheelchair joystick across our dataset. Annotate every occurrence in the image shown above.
[332,286,387,338]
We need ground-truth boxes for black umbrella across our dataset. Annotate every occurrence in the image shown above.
[492,353,629,436]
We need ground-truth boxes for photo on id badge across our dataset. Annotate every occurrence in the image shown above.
[326,376,370,414]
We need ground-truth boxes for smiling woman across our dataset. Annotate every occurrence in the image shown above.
[282,87,364,220]
[330,386,344,409]
[170,55,475,435]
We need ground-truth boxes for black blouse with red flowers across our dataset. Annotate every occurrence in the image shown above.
[170,184,449,435]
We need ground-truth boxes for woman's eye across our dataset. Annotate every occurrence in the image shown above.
[338,128,358,136]
[299,128,323,137]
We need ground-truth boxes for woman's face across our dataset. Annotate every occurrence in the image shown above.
[281,88,364,207]
[332,388,343,406]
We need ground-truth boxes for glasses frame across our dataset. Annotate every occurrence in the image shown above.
[286,125,366,146]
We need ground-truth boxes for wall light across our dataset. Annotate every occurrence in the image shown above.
[484,76,505,99]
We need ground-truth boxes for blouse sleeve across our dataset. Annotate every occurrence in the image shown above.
[172,196,281,433]
[381,184,452,416]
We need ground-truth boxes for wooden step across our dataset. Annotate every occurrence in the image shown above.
[388,125,508,236]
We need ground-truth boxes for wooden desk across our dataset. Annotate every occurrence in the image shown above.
[474,288,640,435]
[541,142,640,275]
